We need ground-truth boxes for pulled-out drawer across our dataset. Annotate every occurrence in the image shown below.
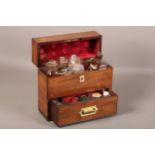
[50,90,118,126]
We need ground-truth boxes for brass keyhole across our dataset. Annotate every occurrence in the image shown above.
[79,75,85,83]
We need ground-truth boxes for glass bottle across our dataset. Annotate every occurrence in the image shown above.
[45,60,58,76]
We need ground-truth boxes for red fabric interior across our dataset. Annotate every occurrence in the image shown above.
[40,39,100,64]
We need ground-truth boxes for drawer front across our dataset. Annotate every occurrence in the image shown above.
[51,91,118,126]
[48,66,113,99]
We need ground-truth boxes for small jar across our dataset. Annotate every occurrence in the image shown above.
[70,64,84,73]
[55,56,70,75]
[78,95,88,102]
[59,56,69,69]
[91,92,102,98]
[62,96,78,104]
[45,60,58,76]
[82,58,94,70]
[94,54,108,70]
[90,54,103,70]
[98,59,108,70]
[103,90,110,97]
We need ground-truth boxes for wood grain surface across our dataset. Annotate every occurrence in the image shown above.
[51,91,118,126]
[33,31,118,126]
[33,31,101,44]
[38,69,50,120]
[48,66,113,99]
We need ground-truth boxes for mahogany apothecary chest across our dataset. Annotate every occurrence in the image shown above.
[32,31,118,126]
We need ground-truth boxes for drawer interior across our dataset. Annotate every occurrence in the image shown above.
[51,89,116,106]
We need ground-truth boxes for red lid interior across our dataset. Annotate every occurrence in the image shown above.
[39,39,100,64]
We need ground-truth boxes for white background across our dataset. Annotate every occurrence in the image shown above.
[0,0,155,25]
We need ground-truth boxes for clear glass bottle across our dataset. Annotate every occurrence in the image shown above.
[45,60,58,76]
[59,56,69,69]
[69,54,84,73]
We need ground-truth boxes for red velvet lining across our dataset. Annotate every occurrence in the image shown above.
[40,39,100,64]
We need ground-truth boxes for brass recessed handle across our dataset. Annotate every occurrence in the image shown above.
[79,106,98,117]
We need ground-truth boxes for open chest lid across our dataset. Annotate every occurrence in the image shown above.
[32,31,102,67]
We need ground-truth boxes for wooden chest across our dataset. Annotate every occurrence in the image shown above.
[32,31,118,127]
